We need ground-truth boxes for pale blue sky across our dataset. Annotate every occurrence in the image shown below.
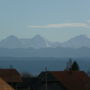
[0,0,90,42]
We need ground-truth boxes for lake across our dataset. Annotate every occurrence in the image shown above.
[0,57,90,75]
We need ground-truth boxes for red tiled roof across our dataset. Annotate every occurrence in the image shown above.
[0,69,22,82]
[0,78,14,90]
[50,71,90,90]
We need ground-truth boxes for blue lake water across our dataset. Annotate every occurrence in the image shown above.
[0,57,90,75]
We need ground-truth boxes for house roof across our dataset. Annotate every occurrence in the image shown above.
[0,78,14,90]
[0,69,22,82]
[50,71,90,90]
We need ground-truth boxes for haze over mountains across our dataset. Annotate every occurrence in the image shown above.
[0,35,90,57]
[0,35,90,49]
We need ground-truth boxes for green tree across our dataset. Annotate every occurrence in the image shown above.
[71,61,80,71]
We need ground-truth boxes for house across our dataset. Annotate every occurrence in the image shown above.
[51,71,90,90]
[0,69,23,90]
[0,78,14,90]
[22,76,39,90]
[32,71,90,90]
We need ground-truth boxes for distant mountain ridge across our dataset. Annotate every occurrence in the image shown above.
[0,35,90,57]
[0,35,90,49]
[61,35,90,48]
[0,35,23,48]
[21,35,47,48]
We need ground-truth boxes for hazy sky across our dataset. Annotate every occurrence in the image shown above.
[0,0,90,42]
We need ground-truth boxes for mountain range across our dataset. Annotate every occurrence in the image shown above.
[0,35,90,49]
[0,35,90,57]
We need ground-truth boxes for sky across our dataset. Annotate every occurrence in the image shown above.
[0,0,90,42]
